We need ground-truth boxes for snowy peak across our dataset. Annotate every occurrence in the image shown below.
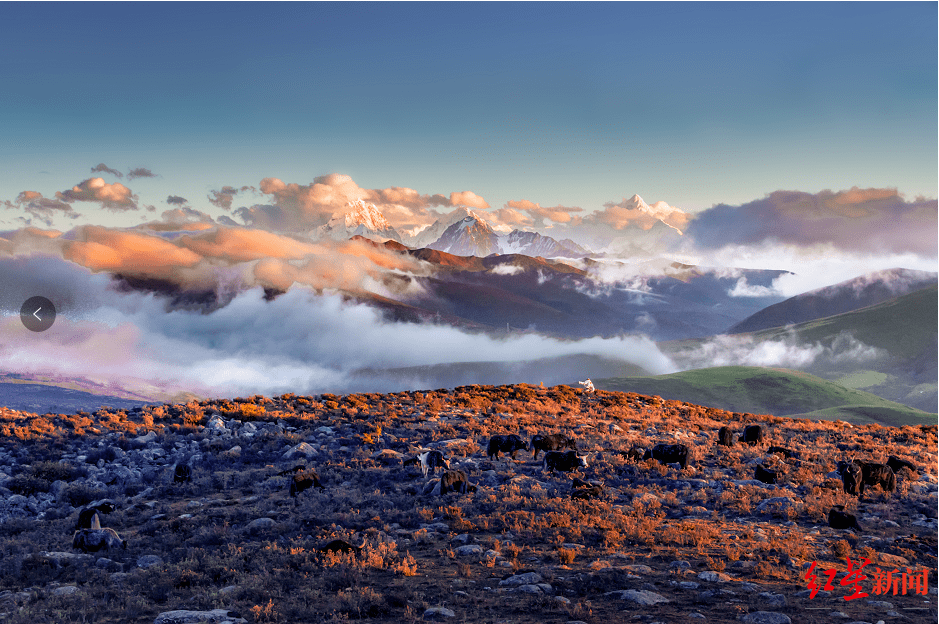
[501,230,589,258]
[428,216,501,257]
[406,206,499,248]
[317,200,401,242]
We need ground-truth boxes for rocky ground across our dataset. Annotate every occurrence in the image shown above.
[0,384,935,624]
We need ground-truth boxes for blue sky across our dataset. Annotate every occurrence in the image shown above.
[0,1,936,228]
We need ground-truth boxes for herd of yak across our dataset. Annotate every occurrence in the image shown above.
[69,422,919,556]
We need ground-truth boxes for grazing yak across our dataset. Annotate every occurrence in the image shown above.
[530,433,577,460]
[73,527,126,553]
[717,427,734,447]
[416,450,449,478]
[487,434,528,460]
[642,443,689,470]
[543,450,589,472]
[319,538,365,555]
[173,464,192,484]
[768,446,794,458]
[73,500,117,531]
[621,447,646,463]
[839,461,864,496]
[828,508,862,531]
[290,469,325,498]
[440,469,470,495]
[887,455,917,476]
[571,479,604,500]
[754,464,779,485]
[854,460,896,495]
[739,425,764,446]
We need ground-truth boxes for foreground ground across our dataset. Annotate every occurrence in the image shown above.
[0,384,935,623]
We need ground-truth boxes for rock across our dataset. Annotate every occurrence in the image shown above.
[247,518,275,533]
[221,446,241,458]
[455,545,483,556]
[137,555,164,569]
[623,564,653,574]
[758,592,787,608]
[39,551,94,568]
[135,431,158,444]
[515,583,552,594]
[740,612,792,624]
[500,572,542,586]
[864,600,894,610]
[423,606,455,620]
[153,609,247,624]
[698,571,734,583]
[52,585,79,596]
[95,558,123,573]
[205,415,227,432]
[282,442,317,460]
[755,497,802,516]
[607,589,670,605]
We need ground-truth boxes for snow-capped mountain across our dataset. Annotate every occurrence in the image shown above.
[315,200,401,242]
[500,230,589,258]
[428,216,502,257]
[616,194,688,234]
[404,206,506,248]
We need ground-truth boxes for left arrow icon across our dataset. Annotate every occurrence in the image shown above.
[20,297,56,332]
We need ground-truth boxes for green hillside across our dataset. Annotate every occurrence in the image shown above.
[594,365,936,426]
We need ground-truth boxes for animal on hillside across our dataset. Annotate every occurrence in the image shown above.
[828,508,862,531]
[839,461,863,496]
[621,447,646,463]
[768,446,794,458]
[578,379,595,393]
[439,469,470,495]
[75,509,101,530]
[415,450,449,478]
[543,450,589,472]
[754,464,779,485]
[642,443,689,469]
[854,460,896,495]
[717,427,734,447]
[530,433,577,460]
[487,434,528,460]
[72,528,126,553]
[886,455,917,475]
[289,469,325,499]
[319,538,366,555]
[173,464,192,484]
[739,425,764,446]
[277,464,308,476]
[73,500,117,531]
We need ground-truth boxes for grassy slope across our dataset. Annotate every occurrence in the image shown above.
[594,365,936,426]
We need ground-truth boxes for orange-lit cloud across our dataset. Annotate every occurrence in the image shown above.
[685,187,938,255]
[56,177,137,210]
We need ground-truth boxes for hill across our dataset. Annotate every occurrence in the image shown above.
[729,268,937,334]
[0,386,934,623]
[593,366,936,426]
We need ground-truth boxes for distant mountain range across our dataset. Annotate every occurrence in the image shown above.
[310,195,683,258]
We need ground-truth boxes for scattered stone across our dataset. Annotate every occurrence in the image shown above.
[758,592,786,608]
[52,585,79,596]
[153,609,247,624]
[698,571,734,583]
[455,545,483,556]
[864,600,894,610]
[137,555,164,569]
[246,518,275,533]
[740,613,792,624]
[500,572,542,587]
[423,606,455,620]
[606,589,670,605]
[282,442,317,460]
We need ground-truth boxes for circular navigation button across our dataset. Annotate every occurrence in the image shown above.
[20,296,56,332]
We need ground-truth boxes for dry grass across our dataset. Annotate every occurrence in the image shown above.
[0,386,934,623]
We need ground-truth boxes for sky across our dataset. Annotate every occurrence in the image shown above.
[0,2,936,229]
[0,2,936,401]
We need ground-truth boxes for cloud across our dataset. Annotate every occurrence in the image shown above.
[166,195,188,205]
[208,185,255,210]
[127,167,156,180]
[685,187,938,256]
[449,190,490,210]
[503,199,584,229]
[237,174,491,235]
[56,178,138,211]
[668,329,885,371]
[91,163,123,178]
[0,263,676,399]
[3,191,81,227]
